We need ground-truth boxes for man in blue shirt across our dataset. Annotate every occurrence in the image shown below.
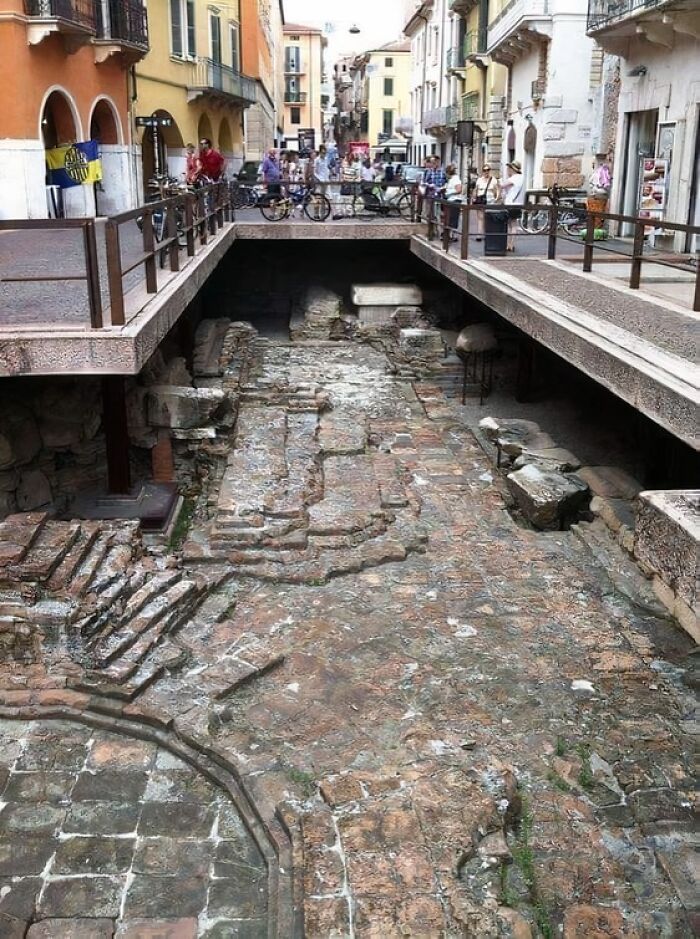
[422,156,446,223]
[262,148,281,195]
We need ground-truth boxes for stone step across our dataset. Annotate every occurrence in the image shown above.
[46,521,103,592]
[120,570,182,622]
[11,522,82,582]
[0,511,50,571]
[69,532,115,598]
[75,639,186,701]
[79,571,146,641]
[93,577,197,668]
[85,543,137,598]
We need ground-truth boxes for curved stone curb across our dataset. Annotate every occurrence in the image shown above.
[0,702,303,938]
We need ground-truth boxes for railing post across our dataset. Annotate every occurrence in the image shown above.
[629,219,645,290]
[185,194,195,256]
[216,183,225,226]
[441,201,451,252]
[583,210,594,273]
[198,191,208,245]
[82,219,103,328]
[547,203,557,260]
[460,204,470,260]
[427,199,435,241]
[166,199,180,273]
[105,219,125,326]
[142,210,158,294]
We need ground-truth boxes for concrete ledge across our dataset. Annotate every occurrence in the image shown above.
[410,238,700,451]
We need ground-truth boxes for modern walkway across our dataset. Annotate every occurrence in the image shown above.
[0,337,695,937]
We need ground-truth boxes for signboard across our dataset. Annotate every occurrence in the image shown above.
[637,157,668,227]
[348,141,369,159]
[135,116,173,128]
[297,128,316,152]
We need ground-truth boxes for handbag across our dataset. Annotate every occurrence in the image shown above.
[473,194,486,205]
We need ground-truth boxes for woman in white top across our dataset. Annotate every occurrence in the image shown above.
[473,163,499,240]
[444,164,463,240]
[501,160,524,251]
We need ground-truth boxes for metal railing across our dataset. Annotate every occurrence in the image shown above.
[24,0,96,28]
[96,0,148,46]
[587,0,670,30]
[419,198,700,312]
[446,45,466,70]
[284,91,307,104]
[0,219,102,327]
[105,182,232,325]
[189,58,257,105]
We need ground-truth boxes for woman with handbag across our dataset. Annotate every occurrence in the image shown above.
[472,164,499,241]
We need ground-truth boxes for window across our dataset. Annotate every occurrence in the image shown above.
[285,46,301,72]
[210,11,221,63]
[230,22,239,72]
[382,109,393,136]
[170,0,195,57]
[385,57,393,67]
[291,107,301,124]
[384,78,393,96]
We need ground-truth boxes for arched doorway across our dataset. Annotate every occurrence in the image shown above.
[141,110,184,186]
[219,117,233,156]
[197,113,214,146]
[89,97,126,215]
[89,98,121,145]
[41,89,79,149]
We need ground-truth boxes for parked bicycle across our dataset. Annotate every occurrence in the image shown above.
[258,183,331,222]
[231,180,263,209]
[519,184,589,236]
[352,182,414,220]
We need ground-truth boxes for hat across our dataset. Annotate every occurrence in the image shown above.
[508,160,522,172]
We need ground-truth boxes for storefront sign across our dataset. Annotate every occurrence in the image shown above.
[135,116,174,128]
[637,157,668,227]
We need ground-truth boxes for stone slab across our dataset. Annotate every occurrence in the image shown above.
[351,283,423,307]
[634,490,699,609]
[507,464,590,530]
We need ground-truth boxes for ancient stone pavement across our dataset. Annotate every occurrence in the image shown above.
[0,333,697,937]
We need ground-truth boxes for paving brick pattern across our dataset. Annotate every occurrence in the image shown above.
[0,337,697,937]
[0,721,268,937]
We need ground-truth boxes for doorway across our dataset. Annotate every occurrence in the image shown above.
[619,108,658,235]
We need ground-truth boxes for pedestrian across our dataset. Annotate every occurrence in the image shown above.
[501,160,524,252]
[197,137,225,182]
[262,147,281,195]
[416,155,432,220]
[185,143,200,185]
[339,155,358,217]
[444,163,463,240]
[424,156,446,225]
[384,156,395,184]
[314,146,330,188]
[472,163,500,241]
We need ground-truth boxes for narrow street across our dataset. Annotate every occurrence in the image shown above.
[0,333,694,937]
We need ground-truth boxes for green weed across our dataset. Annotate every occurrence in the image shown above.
[576,743,595,791]
[168,496,196,550]
[288,766,316,798]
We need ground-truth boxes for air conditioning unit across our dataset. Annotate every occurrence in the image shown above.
[531,79,545,101]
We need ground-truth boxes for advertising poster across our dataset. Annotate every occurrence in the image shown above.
[637,157,668,228]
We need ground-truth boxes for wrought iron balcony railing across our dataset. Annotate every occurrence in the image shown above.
[24,0,96,30]
[97,0,148,47]
[446,44,466,70]
[285,91,307,104]
[189,58,257,105]
[586,0,670,31]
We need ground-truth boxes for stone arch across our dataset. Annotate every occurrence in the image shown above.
[219,116,233,154]
[88,96,123,145]
[197,112,214,146]
[39,87,82,148]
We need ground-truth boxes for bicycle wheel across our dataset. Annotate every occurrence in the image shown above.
[259,195,288,221]
[352,191,381,219]
[303,192,331,222]
[396,193,414,220]
[519,208,549,234]
[231,185,249,209]
[561,209,586,236]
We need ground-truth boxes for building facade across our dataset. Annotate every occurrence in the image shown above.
[588,0,700,250]
[240,0,285,161]
[0,0,149,218]
[282,23,325,152]
[363,41,412,149]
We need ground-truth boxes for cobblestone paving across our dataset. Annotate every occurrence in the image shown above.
[0,720,268,938]
[0,337,697,937]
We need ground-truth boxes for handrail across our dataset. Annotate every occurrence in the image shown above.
[419,197,700,312]
[0,218,102,327]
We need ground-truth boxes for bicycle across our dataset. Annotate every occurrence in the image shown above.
[231,180,262,209]
[519,184,590,237]
[258,183,331,222]
[352,182,414,220]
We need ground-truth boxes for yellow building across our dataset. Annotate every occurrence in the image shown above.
[134,0,256,185]
[363,40,411,150]
[282,23,325,151]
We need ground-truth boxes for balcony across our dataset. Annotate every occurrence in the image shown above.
[423,105,459,132]
[449,0,478,13]
[284,91,307,104]
[24,0,96,48]
[461,90,480,120]
[187,59,257,107]
[284,63,306,75]
[586,0,695,42]
[487,0,552,62]
[446,44,466,72]
[94,0,148,62]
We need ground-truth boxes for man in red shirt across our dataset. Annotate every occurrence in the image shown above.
[197,138,225,181]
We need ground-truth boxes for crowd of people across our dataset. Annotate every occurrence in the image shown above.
[184,138,226,186]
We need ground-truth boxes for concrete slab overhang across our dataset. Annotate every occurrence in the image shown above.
[410,238,699,452]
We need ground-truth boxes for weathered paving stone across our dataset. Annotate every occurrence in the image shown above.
[0,802,66,835]
[63,801,141,835]
[52,835,136,875]
[0,877,41,937]
[115,919,198,939]
[132,837,211,877]
[122,875,208,918]
[0,837,55,876]
[206,875,268,919]
[27,918,115,938]
[72,770,149,802]
[2,771,75,803]
[138,802,216,838]
[38,876,124,918]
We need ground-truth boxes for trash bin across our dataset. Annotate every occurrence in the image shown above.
[484,208,508,256]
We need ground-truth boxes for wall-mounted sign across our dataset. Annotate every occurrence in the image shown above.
[637,157,668,227]
[135,116,174,128]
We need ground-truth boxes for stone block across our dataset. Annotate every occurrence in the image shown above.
[513,447,581,472]
[544,142,585,158]
[28,920,114,939]
[147,386,226,430]
[39,418,83,450]
[543,124,565,140]
[456,324,497,355]
[160,356,192,387]
[541,157,583,175]
[577,466,642,500]
[635,490,699,610]
[0,409,41,468]
[543,95,563,108]
[16,469,52,512]
[351,283,422,307]
[542,172,585,189]
[507,465,590,530]
[547,109,578,123]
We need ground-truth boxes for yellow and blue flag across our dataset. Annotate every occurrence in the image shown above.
[46,141,102,188]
